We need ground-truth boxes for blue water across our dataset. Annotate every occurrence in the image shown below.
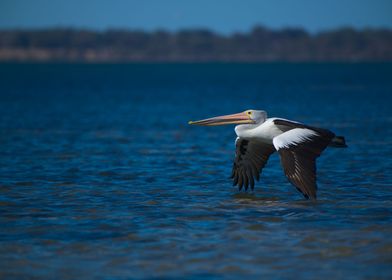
[0,63,392,279]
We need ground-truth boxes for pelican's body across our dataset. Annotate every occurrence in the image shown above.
[189,110,346,200]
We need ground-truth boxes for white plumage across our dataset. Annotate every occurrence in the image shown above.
[273,128,319,150]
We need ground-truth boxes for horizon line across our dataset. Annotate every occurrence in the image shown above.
[1,24,392,35]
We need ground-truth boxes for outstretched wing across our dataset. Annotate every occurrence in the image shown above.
[272,128,334,199]
[231,138,275,191]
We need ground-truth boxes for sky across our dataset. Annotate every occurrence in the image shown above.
[1,0,392,33]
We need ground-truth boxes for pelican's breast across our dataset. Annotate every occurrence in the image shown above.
[235,118,284,144]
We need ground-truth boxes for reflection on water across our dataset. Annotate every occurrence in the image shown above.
[0,63,392,279]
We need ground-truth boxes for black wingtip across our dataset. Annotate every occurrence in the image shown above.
[232,175,238,186]
[303,193,317,200]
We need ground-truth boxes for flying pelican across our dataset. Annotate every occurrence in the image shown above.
[189,110,347,199]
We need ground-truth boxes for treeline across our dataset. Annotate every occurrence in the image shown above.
[0,26,391,62]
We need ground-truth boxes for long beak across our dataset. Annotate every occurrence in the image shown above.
[189,112,254,126]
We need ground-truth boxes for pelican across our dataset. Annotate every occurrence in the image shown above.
[189,110,347,199]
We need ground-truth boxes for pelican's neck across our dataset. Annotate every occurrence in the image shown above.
[234,120,264,138]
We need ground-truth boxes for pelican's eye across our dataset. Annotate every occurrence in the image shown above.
[247,111,252,115]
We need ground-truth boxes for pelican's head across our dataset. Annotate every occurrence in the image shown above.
[189,110,267,126]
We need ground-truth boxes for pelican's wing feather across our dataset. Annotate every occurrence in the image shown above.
[272,127,334,199]
[231,138,275,191]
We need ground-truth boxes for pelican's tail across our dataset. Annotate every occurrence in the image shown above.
[329,136,347,148]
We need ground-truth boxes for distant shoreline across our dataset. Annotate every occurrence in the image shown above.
[1,60,391,64]
[1,26,391,62]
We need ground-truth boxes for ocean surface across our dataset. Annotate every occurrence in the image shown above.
[0,63,391,279]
